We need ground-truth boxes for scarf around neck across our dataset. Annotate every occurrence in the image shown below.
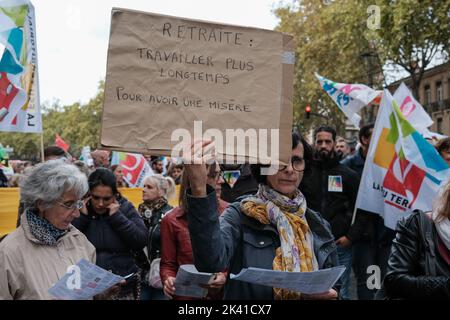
[241,184,316,300]
[432,210,450,251]
[26,209,67,246]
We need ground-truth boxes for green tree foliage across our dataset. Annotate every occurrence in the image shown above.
[275,0,449,134]
[374,0,450,97]
[0,81,104,160]
[275,0,384,136]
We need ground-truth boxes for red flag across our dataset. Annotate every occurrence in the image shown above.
[55,134,70,152]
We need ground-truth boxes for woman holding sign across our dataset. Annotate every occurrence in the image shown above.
[180,132,340,300]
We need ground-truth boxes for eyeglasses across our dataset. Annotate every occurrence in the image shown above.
[278,157,305,172]
[57,200,84,211]
[91,194,114,202]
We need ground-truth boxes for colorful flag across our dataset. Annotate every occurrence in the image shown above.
[55,134,69,152]
[111,152,154,187]
[315,73,381,128]
[355,90,450,229]
[393,83,433,133]
[392,83,447,140]
[0,0,41,133]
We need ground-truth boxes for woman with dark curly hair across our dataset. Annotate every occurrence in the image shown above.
[72,168,148,299]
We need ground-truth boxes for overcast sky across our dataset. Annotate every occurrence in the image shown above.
[30,0,280,106]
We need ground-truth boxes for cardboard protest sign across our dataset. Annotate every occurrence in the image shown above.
[101,8,294,164]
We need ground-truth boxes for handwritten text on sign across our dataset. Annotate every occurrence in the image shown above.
[102,9,292,158]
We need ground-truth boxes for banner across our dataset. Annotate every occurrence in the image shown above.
[355,90,450,229]
[393,82,445,140]
[0,0,41,133]
[315,73,381,128]
[101,9,294,165]
[111,151,154,187]
[0,187,180,237]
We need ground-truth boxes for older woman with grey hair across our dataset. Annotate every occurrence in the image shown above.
[0,160,120,299]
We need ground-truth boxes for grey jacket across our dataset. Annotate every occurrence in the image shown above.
[187,189,340,300]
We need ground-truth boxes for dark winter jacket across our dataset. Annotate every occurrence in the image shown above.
[300,155,362,241]
[341,147,365,176]
[0,168,7,187]
[220,164,258,203]
[341,148,396,243]
[72,196,148,277]
[140,202,173,262]
[383,211,450,299]
[187,187,340,300]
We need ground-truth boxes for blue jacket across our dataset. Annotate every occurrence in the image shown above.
[341,148,365,176]
[187,189,339,300]
[72,197,148,276]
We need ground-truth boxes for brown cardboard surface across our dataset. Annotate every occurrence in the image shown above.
[101,8,294,164]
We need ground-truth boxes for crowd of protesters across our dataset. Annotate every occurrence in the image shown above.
[0,129,449,300]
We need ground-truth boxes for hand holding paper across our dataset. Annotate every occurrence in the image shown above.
[230,266,345,295]
[48,259,126,300]
[173,264,216,298]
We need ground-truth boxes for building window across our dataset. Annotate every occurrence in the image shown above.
[448,78,450,100]
[436,81,443,102]
[437,118,443,134]
[424,85,431,104]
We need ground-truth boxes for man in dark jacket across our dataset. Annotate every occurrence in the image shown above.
[220,164,258,203]
[341,123,396,300]
[300,125,361,300]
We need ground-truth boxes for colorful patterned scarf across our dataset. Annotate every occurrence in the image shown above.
[26,209,67,246]
[241,184,316,300]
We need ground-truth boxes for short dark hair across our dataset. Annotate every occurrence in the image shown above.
[313,125,337,142]
[151,158,163,165]
[44,146,66,159]
[88,168,120,196]
[250,132,312,184]
[436,137,450,155]
[359,123,375,143]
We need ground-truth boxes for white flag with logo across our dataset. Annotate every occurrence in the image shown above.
[355,90,450,229]
[393,82,433,134]
[315,73,381,128]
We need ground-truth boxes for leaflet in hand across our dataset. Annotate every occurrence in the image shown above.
[230,266,345,294]
[48,259,124,300]
[174,264,215,298]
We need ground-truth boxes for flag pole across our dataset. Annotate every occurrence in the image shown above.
[40,133,44,162]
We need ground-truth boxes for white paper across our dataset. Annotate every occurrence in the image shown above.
[174,264,215,298]
[230,266,345,295]
[48,259,124,300]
